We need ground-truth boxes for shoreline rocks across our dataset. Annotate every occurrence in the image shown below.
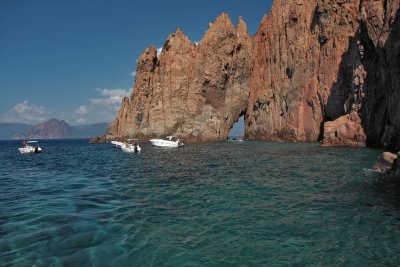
[322,112,366,147]
[373,151,400,175]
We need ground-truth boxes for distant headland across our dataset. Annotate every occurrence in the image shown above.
[0,119,108,140]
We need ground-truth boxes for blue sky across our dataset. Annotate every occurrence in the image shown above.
[0,0,272,127]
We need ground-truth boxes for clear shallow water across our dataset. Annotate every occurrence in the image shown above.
[1,140,400,266]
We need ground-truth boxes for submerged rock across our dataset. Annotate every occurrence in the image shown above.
[373,152,398,174]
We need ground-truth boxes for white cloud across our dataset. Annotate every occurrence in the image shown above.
[90,88,130,111]
[130,71,137,77]
[71,88,131,125]
[97,88,130,97]
[11,100,45,114]
[76,118,86,124]
[90,96,124,110]
[75,105,88,115]
[194,41,199,46]
[1,100,49,124]
[1,88,132,125]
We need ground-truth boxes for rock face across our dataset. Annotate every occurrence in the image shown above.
[246,0,361,141]
[108,1,400,148]
[322,112,366,146]
[358,0,400,149]
[108,14,253,141]
[373,151,398,173]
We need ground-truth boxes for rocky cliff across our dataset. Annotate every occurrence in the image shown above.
[321,0,400,147]
[108,14,253,141]
[108,0,399,148]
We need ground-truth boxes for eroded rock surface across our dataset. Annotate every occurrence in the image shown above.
[373,151,398,173]
[246,0,361,142]
[322,112,366,146]
[108,1,399,148]
[108,14,253,141]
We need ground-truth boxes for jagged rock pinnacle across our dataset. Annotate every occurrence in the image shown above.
[108,0,400,149]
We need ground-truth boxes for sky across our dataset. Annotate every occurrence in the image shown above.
[0,0,272,128]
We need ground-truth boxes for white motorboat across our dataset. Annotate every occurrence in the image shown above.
[120,140,141,153]
[111,140,124,147]
[149,136,184,147]
[18,141,42,154]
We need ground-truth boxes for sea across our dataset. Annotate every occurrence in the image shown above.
[1,139,400,266]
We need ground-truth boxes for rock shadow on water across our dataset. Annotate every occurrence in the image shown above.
[370,174,400,206]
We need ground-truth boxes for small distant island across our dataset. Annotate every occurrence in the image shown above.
[0,119,108,140]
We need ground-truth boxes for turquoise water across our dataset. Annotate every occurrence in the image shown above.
[1,139,400,266]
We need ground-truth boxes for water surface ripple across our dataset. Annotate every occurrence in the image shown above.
[1,140,400,266]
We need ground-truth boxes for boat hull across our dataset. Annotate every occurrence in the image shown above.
[121,144,141,153]
[111,141,124,147]
[18,146,42,154]
[149,139,182,148]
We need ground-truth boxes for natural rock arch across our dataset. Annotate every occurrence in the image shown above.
[107,1,400,149]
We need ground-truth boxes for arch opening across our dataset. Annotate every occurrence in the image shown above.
[228,113,245,140]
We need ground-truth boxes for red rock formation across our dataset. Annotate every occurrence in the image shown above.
[108,13,253,141]
[322,112,366,146]
[322,0,400,147]
[358,0,400,149]
[246,0,361,142]
[108,1,400,148]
